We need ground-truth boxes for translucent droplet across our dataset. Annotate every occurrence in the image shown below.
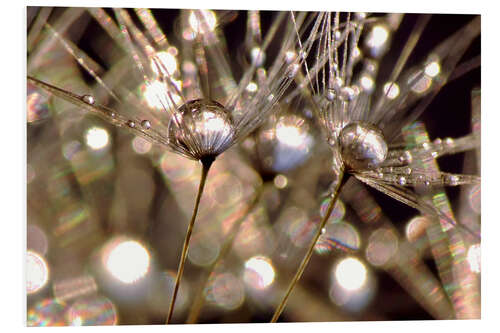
[447,174,459,186]
[141,120,151,129]
[81,95,95,105]
[168,99,235,159]
[339,122,388,170]
[398,176,407,186]
[127,120,136,128]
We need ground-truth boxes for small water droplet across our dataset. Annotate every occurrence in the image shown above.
[444,137,455,146]
[141,120,151,129]
[127,120,136,128]
[447,175,459,186]
[424,180,431,186]
[81,95,95,105]
[398,176,407,186]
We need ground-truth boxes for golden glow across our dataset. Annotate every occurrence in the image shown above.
[244,256,275,289]
[85,127,109,150]
[27,250,49,294]
[103,239,150,284]
[335,257,367,291]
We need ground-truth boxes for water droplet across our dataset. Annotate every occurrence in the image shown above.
[326,89,336,102]
[168,99,235,159]
[444,137,455,146]
[398,176,407,186]
[127,120,136,128]
[339,122,388,171]
[424,180,431,186]
[141,120,151,129]
[81,95,95,105]
[447,174,459,186]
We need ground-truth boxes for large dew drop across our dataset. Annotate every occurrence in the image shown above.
[339,122,388,170]
[168,99,235,160]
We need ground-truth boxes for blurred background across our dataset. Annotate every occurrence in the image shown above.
[26,7,480,325]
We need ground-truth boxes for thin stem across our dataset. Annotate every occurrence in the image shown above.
[270,171,347,323]
[166,156,214,324]
[186,186,263,323]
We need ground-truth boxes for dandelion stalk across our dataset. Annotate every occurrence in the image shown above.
[186,186,263,323]
[166,156,214,324]
[271,170,348,323]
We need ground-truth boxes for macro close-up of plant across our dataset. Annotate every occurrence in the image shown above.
[26,7,480,325]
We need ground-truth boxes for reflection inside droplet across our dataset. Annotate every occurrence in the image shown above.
[102,238,151,284]
[27,250,49,294]
[244,256,275,290]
